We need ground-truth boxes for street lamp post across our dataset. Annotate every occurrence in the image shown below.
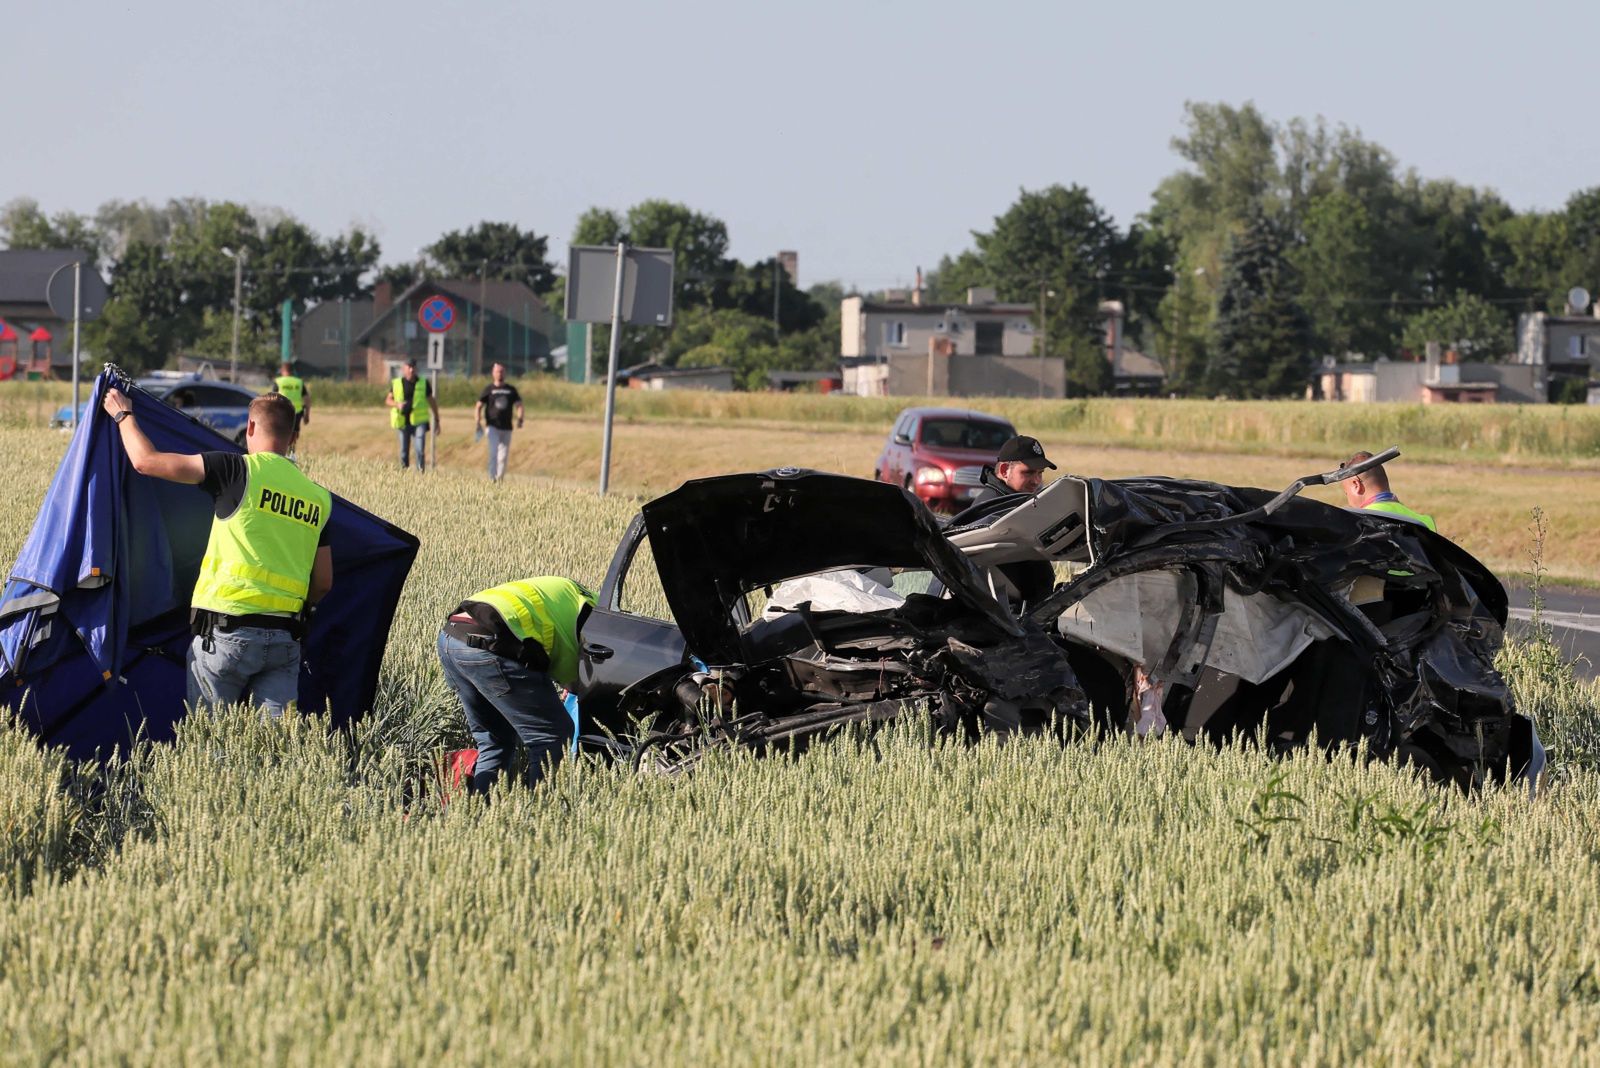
[222,247,244,382]
[1037,283,1056,398]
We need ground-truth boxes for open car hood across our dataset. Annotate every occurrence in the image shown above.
[641,469,1021,664]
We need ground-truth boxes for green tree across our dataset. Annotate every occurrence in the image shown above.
[1400,293,1512,359]
[926,250,988,303]
[426,221,554,294]
[1209,210,1312,397]
[1292,190,1393,356]
[91,241,196,372]
[0,197,102,265]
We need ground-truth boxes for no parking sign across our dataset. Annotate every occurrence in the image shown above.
[417,295,455,333]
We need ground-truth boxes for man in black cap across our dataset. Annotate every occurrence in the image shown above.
[967,434,1059,609]
[972,435,1057,504]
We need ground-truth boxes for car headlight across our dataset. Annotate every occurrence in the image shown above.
[914,465,947,485]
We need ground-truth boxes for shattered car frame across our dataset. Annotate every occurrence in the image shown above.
[578,469,1086,770]
[578,455,1541,789]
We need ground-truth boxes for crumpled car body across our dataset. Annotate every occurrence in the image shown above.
[947,473,1541,788]
[577,469,1085,766]
[579,466,1540,789]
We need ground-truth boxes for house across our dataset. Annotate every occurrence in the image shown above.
[767,369,842,392]
[842,285,1038,362]
[1099,300,1167,396]
[351,278,558,380]
[291,298,376,377]
[1318,348,1543,404]
[622,363,734,391]
[1516,308,1600,403]
[840,282,1063,398]
[0,249,102,377]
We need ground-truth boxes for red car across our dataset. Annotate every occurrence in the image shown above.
[874,406,1018,513]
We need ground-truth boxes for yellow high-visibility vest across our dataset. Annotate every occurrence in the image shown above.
[468,577,597,687]
[1363,499,1437,532]
[191,453,331,617]
[274,375,305,414]
[390,378,429,429]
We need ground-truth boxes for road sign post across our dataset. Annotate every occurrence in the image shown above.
[566,244,676,496]
[46,260,107,430]
[418,297,455,473]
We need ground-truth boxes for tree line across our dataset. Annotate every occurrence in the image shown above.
[5,100,1599,394]
[932,103,1600,397]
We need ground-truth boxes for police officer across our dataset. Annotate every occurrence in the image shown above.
[101,388,333,716]
[385,358,440,472]
[1339,451,1437,530]
[437,576,597,792]
[969,435,1058,608]
[271,361,310,430]
[971,434,1058,504]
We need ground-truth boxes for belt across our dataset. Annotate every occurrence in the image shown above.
[444,614,499,647]
[193,608,304,644]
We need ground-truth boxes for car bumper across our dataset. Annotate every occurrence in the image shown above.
[915,483,987,510]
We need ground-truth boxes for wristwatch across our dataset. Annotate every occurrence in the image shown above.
[112,410,131,425]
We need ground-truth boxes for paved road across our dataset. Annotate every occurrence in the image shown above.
[1504,583,1600,680]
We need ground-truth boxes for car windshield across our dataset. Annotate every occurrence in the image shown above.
[918,418,1013,450]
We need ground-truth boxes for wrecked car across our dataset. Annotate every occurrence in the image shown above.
[577,458,1542,789]
[576,469,1087,768]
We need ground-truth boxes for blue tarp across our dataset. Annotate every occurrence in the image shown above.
[0,369,419,758]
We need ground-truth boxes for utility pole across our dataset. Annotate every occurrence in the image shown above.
[475,259,488,377]
[223,247,244,382]
[1038,282,1049,399]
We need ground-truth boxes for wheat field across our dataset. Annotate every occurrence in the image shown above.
[2,410,1600,1064]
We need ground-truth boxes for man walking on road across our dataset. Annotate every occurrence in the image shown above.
[1339,451,1436,530]
[101,388,333,716]
[386,358,440,472]
[271,361,310,431]
[475,362,524,482]
[437,576,597,792]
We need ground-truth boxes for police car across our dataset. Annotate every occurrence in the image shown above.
[53,373,260,445]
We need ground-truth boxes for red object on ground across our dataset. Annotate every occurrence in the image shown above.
[0,356,15,380]
[439,748,478,804]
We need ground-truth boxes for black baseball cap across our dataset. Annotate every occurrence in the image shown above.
[995,435,1056,470]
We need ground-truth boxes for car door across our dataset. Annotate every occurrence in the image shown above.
[185,384,251,439]
[889,414,915,484]
[576,514,688,732]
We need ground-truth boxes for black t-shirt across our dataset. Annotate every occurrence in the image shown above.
[478,383,521,430]
[199,452,331,545]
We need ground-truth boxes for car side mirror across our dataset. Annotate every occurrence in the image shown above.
[893,433,912,445]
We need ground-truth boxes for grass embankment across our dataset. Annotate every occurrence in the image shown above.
[1,432,1599,1063]
[5,380,1599,582]
[14,376,1600,465]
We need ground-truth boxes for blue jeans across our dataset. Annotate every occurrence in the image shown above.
[398,424,429,471]
[187,626,302,717]
[486,427,512,481]
[436,631,576,792]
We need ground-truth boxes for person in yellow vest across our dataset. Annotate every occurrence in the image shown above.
[1339,451,1438,531]
[101,388,333,716]
[270,361,310,430]
[384,358,440,472]
[438,576,597,792]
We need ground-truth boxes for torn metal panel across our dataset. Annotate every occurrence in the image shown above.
[1056,569,1336,685]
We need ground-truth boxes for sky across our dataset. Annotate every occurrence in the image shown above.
[11,0,1599,293]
